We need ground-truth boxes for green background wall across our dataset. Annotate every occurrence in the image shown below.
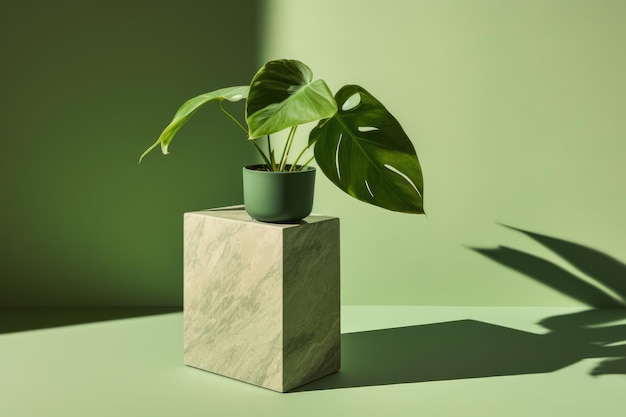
[2,0,625,308]
[262,0,626,306]
[0,0,260,306]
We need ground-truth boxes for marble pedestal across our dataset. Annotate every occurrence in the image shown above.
[183,207,340,392]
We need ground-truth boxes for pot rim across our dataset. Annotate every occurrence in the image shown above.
[243,164,316,174]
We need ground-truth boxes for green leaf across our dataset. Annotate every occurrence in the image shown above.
[310,85,424,214]
[139,86,249,163]
[245,59,337,139]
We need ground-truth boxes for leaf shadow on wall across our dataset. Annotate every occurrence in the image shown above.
[294,226,626,391]
[475,225,626,309]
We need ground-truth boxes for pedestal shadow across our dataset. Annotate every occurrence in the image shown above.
[294,308,626,391]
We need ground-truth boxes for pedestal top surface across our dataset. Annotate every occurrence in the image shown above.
[186,205,337,228]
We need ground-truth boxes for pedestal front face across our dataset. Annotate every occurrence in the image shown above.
[183,208,340,392]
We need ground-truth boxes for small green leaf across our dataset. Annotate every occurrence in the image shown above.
[310,85,424,214]
[139,86,249,163]
[246,59,337,139]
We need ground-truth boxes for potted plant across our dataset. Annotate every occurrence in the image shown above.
[139,59,425,222]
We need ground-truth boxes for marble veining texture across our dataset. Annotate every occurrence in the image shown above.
[183,208,340,392]
[282,220,340,391]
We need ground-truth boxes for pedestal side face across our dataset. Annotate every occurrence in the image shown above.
[282,218,341,391]
[183,213,283,391]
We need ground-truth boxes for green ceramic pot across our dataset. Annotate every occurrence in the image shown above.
[243,164,316,223]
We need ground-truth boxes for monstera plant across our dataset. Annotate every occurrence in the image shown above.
[140,59,425,216]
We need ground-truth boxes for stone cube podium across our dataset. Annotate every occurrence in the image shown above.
[183,207,340,392]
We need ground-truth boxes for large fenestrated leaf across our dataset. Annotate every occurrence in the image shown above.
[309,85,424,214]
[139,86,249,162]
[245,59,337,139]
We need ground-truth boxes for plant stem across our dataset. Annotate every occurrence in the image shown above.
[267,135,276,171]
[290,142,313,171]
[278,126,297,171]
[250,139,272,168]
[217,100,248,136]
[218,99,271,167]
[300,154,315,169]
